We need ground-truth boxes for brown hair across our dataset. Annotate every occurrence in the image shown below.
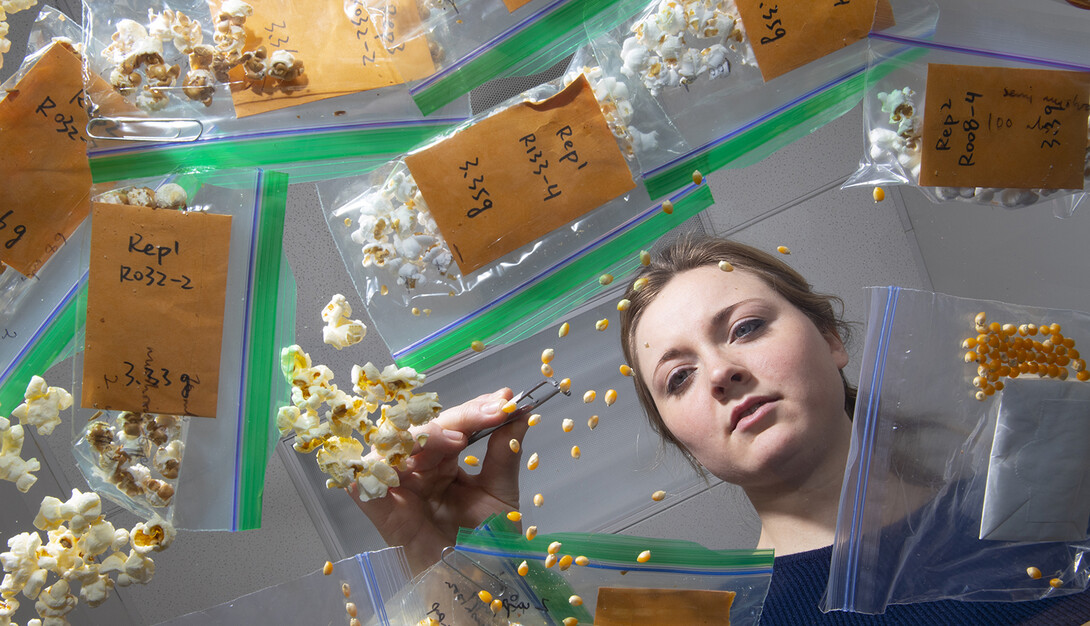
[618,234,857,472]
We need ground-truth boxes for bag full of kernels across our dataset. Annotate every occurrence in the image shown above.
[824,286,1090,614]
[843,32,1090,216]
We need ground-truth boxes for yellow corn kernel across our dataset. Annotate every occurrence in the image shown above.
[563,618,578,626]
[562,419,574,432]
[347,602,358,618]
[776,245,790,255]
[1002,323,1016,336]
[527,453,540,470]
[558,322,570,338]
[534,493,544,507]
[559,378,572,392]
[344,217,353,227]
[464,455,480,466]
[692,170,703,185]
[528,413,542,426]
[507,511,522,522]
[569,594,583,606]
[1027,323,1038,335]
[518,560,530,576]
[509,438,521,453]
[423,308,432,316]
[526,526,538,541]
[412,307,421,316]
[478,590,493,604]
[975,312,987,326]
[545,554,558,568]
[617,298,631,312]
[872,187,886,202]
[599,273,614,285]
[718,260,734,272]
[620,364,633,376]
[604,389,618,406]
[1050,578,1063,589]
[583,390,597,403]
[541,348,555,364]
[640,250,651,266]
[471,340,485,352]
[380,285,389,296]
[596,318,610,331]
[502,399,519,414]
[491,599,503,614]
[548,541,563,554]
[571,445,581,459]
[575,555,589,566]
[661,199,674,214]
[559,554,574,571]
[541,363,555,377]
[632,277,649,292]
[652,490,666,501]
[975,390,986,401]
[964,351,978,363]
[637,550,651,563]
[323,561,334,575]
[343,583,351,598]
[350,619,361,626]
[1078,371,1090,382]
[587,415,599,429]
[1027,566,1042,579]
[988,321,1002,333]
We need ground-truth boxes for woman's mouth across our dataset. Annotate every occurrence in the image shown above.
[731,396,777,432]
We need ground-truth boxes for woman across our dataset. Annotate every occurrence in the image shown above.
[352,234,1090,624]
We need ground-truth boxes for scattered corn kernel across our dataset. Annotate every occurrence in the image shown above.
[1078,371,1089,382]
[587,415,599,429]
[692,170,703,185]
[478,590,493,604]
[563,617,578,626]
[1050,578,1063,588]
[617,298,631,312]
[562,419,574,432]
[974,312,987,326]
[640,250,651,265]
[527,453,540,470]
[545,554,558,568]
[380,285,389,295]
[548,541,563,554]
[571,445,581,459]
[1027,566,1042,579]
[583,390,597,403]
[344,217,353,227]
[569,594,583,606]
[596,318,610,331]
[528,413,542,426]
[464,455,480,466]
[491,599,503,613]
[350,619,361,626]
[873,187,886,202]
[559,322,570,338]
[575,555,589,566]
[620,364,633,376]
[604,389,618,406]
[637,550,651,563]
[661,199,674,214]
[424,308,432,316]
[507,511,522,522]
[509,438,521,453]
[559,555,573,571]
[347,602,358,618]
[652,490,666,501]
[599,273,614,285]
[632,277,649,292]
[412,307,421,316]
[541,362,555,376]
[541,348,555,364]
[502,399,519,413]
[526,526,538,541]
[776,245,791,255]
[518,560,529,576]
[559,378,572,392]
[718,260,734,272]
[471,340,485,352]
[534,493,544,507]
[343,583,351,597]
[323,561,334,575]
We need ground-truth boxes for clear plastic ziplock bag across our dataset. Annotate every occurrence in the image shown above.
[843,33,1090,216]
[70,167,292,531]
[415,519,774,625]
[161,547,417,625]
[634,0,940,199]
[824,286,1090,614]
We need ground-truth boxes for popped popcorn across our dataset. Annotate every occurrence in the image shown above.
[95,184,189,210]
[10,376,72,437]
[322,294,367,350]
[77,411,187,510]
[0,417,40,493]
[0,0,39,71]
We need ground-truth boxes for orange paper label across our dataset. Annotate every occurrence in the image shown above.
[502,0,535,11]
[735,0,878,82]
[596,588,736,625]
[404,75,636,274]
[82,204,232,418]
[0,43,127,277]
[919,64,1090,190]
[221,0,435,118]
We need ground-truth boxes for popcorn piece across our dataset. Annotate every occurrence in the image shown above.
[322,294,367,350]
[34,580,76,621]
[153,439,184,479]
[115,551,155,587]
[315,436,365,489]
[32,489,101,535]
[0,417,40,492]
[1,531,45,599]
[154,183,188,210]
[130,517,175,554]
[11,376,73,437]
[354,457,400,501]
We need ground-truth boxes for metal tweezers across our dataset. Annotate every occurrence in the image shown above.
[466,379,569,445]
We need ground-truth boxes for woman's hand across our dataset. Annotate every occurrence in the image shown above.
[347,388,528,575]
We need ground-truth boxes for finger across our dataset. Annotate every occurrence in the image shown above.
[404,388,513,473]
[476,409,531,500]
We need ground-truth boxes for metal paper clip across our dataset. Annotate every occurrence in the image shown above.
[86,117,204,142]
[466,379,569,445]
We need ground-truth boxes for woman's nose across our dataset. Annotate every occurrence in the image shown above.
[709,356,747,402]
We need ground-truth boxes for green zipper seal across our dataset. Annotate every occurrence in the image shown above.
[0,281,85,415]
[411,0,648,115]
[394,183,713,371]
[236,170,290,530]
[644,47,927,199]
[88,122,458,184]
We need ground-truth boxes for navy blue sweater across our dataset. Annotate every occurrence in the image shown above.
[760,545,1090,625]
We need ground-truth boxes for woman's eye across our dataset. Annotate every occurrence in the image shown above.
[732,318,765,340]
[666,368,693,394]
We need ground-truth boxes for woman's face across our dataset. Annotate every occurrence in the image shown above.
[634,266,851,489]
